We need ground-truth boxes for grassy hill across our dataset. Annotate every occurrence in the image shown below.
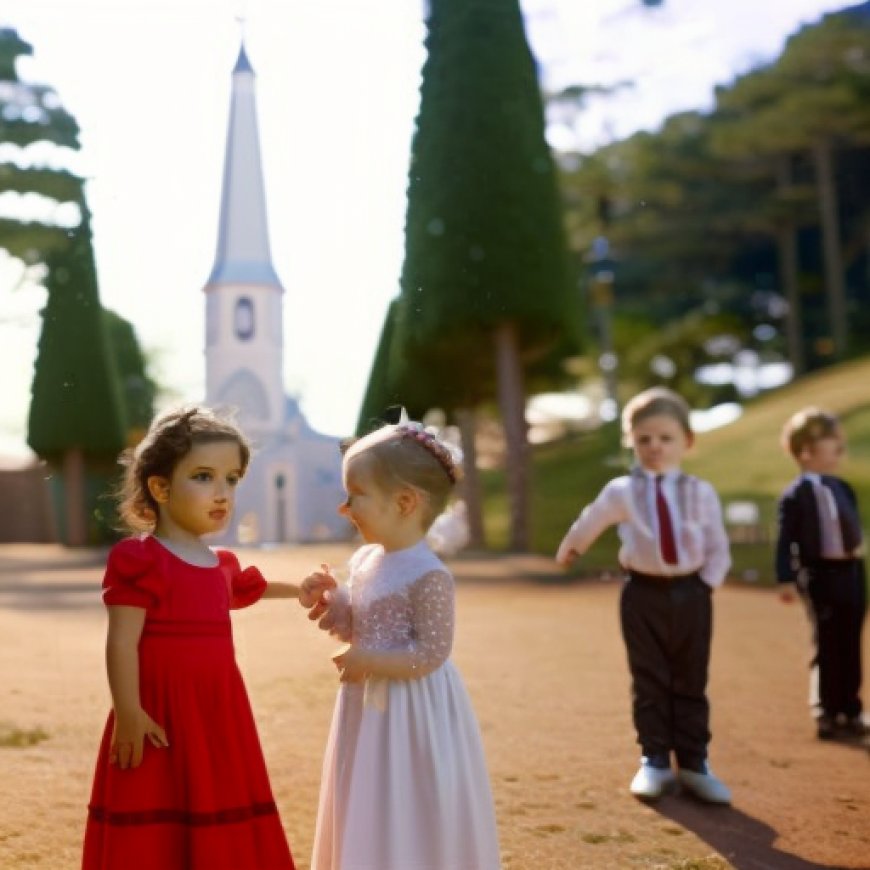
[482,356,870,583]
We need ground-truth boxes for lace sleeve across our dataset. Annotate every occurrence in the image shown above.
[408,569,454,675]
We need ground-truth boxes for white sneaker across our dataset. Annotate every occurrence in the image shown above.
[678,767,732,804]
[629,758,677,800]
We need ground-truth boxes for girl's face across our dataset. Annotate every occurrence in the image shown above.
[149,440,243,539]
[799,434,845,475]
[630,413,693,474]
[339,453,398,546]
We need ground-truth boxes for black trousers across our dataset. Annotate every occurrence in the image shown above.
[620,571,712,770]
[803,560,866,719]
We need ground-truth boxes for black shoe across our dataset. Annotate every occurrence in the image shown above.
[843,716,868,737]
[816,716,836,740]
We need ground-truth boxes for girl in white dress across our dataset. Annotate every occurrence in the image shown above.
[307,422,501,870]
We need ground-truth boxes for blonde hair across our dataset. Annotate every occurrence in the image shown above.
[621,387,692,447]
[344,425,458,529]
[116,406,250,533]
[781,406,841,459]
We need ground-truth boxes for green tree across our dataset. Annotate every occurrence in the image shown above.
[1,29,128,544]
[716,13,870,360]
[0,29,80,258]
[710,85,817,375]
[355,298,404,434]
[27,207,127,544]
[394,0,580,550]
[103,308,156,441]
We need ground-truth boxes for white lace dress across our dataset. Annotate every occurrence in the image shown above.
[311,540,501,870]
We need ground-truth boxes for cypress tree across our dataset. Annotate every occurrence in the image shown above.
[103,308,156,442]
[395,0,579,549]
[27,207,126,544]
[355,299,404,436]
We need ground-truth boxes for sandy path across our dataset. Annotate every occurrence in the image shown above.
[1,543,868,870]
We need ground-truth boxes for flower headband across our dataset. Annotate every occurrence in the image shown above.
[395,423,458,483]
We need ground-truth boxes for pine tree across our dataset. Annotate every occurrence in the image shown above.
[714,12,870,360]
[0,28,79,259]
[1,29,128,544]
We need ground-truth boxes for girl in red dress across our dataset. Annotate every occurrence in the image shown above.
[82,406,333,870]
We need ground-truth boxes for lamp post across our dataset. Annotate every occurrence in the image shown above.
[587,234,619,420]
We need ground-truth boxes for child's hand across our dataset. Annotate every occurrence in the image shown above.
[309,586,353,641]
[110,707,168,770]
[309,590,333,624]
[556,547,578,567]
[332,643,369,683]
[779,583,798,604]
[300,564,337,609]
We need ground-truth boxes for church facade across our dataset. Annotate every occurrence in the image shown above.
[203,43,348,544]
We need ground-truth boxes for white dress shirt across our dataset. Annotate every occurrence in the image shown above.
[802,472,850,559]
[556,467,731,587]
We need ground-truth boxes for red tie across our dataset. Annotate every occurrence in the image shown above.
[655,475,678,565]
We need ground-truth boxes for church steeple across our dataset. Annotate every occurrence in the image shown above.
[204,40,286,437]
[206,40,281,289]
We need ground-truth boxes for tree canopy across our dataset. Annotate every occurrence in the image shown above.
[27,209,126,458]
[396,0,578,371]
[377,0,581,549]
[1,27,150,543]
[555,5,870,399]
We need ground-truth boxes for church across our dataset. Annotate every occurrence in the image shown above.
[203,42,348,545]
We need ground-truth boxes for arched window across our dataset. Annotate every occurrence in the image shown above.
[217,369,269,420]
[234,297,255,341]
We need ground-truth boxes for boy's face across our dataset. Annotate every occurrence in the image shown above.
[798,433,845,475]
[630,413,693,474]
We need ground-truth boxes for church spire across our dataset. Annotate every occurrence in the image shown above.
[204,39,286,437]
[206,39,282,289]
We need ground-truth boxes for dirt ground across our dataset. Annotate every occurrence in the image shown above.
[1,542,868,870]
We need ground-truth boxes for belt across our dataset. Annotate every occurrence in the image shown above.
[627,569,701,584]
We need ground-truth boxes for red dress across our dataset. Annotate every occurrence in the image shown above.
[82,536,296,870]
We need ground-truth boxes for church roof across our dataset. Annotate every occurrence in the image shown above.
[234,42,254,74]
[205,40,283,290]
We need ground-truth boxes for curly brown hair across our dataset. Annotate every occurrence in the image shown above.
[115,406,250,533]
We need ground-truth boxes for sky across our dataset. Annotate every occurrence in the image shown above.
[0,0,848,459]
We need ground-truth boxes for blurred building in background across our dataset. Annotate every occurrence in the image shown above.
[203,42,347,544]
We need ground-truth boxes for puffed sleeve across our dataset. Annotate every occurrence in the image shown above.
[102,537,164,609]
[217,550,267,609]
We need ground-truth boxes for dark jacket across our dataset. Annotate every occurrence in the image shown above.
[775,475,862,584]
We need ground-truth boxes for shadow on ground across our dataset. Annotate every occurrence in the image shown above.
[653,798,850,870]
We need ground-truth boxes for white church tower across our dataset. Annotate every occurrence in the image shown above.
[203,41,347,545]
[205,43,284,439]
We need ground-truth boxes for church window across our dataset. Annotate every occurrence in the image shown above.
[234,297,255,340]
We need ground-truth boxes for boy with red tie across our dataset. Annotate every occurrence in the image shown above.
[776,407,867,740]
[556,387,732,804]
